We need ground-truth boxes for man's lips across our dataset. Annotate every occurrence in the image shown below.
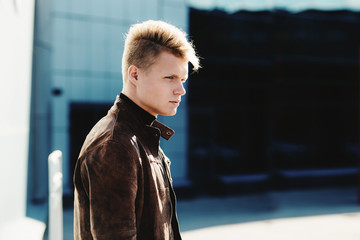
[170,100,181,105]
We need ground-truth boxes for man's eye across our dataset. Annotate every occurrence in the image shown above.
[165,76,174,79]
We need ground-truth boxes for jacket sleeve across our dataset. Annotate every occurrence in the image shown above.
[80,139,140,239]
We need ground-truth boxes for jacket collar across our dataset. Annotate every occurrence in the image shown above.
[118,93,175,140]
[151,120,174,140]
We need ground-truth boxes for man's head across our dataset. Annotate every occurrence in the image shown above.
[122,20,200,83]
[121,20,200,117]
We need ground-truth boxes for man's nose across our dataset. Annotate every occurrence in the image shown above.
[174,82,186,96]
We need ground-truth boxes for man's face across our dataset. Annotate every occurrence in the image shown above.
[135,51,188,117]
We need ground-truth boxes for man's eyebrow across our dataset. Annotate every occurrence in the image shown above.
[164,73,188,80]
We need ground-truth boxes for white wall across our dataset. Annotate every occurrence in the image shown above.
[0,0,35,227]
[50,0,191,194]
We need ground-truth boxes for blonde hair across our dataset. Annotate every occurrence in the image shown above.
[122,20,200,82]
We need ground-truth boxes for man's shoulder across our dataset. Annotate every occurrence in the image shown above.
[78,111,136,156]
[78,136,140,171]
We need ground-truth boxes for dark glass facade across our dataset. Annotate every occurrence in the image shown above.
[188,9,360,193]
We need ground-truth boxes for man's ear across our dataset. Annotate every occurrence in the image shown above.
[128,65,139,86]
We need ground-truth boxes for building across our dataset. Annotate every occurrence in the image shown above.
[187,8,360,194]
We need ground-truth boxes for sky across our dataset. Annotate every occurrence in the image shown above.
[187,0,360,13]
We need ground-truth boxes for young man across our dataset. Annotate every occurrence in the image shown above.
[73,20,200,240]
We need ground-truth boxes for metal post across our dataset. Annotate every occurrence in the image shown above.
[48,150,63,240]
[358,46,360,204]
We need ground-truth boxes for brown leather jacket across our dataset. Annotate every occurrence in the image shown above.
[73,94,182,240]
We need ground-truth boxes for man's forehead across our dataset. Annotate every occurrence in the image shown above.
[156,52,188,74]
[162,65,188,78]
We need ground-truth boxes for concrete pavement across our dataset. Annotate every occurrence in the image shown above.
[61,186,360,240]
[181,212,360,240]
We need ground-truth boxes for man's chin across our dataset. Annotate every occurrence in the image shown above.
[162,110,177,116]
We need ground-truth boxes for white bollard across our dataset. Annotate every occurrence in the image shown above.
[48,150,63,240]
